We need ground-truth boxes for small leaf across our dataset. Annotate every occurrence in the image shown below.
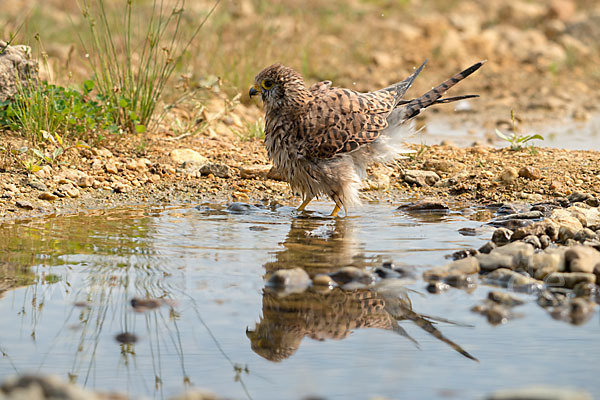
[83,79,95,94]
[528,134,544,141]
[495,129,509,141]
[53,147,63,159]
[28,164,42,172]
[75,141,91,148]
[18,146,28,154]
[54,132,63,146]
[135,124,146,133]
[119,97,128,108]
[32,148,45,159]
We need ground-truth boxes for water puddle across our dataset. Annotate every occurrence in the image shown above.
[414,114,600,150]
[0,202,597,399]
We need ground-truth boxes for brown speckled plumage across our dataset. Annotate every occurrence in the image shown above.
[250,60,485,215]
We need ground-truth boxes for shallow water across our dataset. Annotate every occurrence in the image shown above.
[0,201,598,399]
[415,113,600,150]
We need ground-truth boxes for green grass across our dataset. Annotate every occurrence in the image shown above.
[77,0,218,133]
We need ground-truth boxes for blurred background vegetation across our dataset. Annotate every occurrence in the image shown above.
[1,0,599,158]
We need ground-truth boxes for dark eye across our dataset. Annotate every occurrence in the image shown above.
[261,79,274,90]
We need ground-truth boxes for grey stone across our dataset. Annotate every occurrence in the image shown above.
[545,272,596,289]
[397,199,449,212]
[491,227,513,245]
[0,42,38,102]
[565,245,600,273]
[522,234,541,249]
[267,268,311,291]
[200,163,232,178]
[422,257,480,282]
[330,266,374,285]
[479,241,496,254]
[403,170,440,187]
[488,290,524,307]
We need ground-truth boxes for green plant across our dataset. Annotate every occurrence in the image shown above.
[241,118,265,141]
[495,110,544,151]
[77,0,218,133]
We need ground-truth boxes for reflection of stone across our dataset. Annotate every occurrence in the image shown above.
[250,218,478,362]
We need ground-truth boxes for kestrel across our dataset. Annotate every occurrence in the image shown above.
[250,60,485,216]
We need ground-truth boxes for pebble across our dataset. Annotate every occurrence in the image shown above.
[518,166,541,180]
[169,148,208,165]
[267,268,311,291]
[545,272,596,289]
[239,164,272,179]
[478,241,496,254]
[488,290,524,307]
[491,227,513,245]
[403,170,440,187]
[426,281,450,293]
[312,274,336,287]
[1,375,103,400]
[551,298,596,326]
[115,332,138,344]
[38,192,58,201]
[15,200,34,210]
[565,245,600,273]
[130,297,163,312]
[329,266,374,285]
[200,163,232,179]
[27,180,48,191]
[522,234,542,249]
[574,228,597,243]
[499,167,518,184]
[486,268,542,290]
[423,257,480,282]
[105,162,119,174]
[511,220,558,241]
[397,199,449,212]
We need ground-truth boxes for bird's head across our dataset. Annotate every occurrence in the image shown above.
[250,64,310,113]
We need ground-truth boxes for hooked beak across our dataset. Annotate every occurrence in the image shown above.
[249,84,260,97]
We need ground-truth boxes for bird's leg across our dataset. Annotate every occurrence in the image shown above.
[297,196,313,211]
[330,203,341,217]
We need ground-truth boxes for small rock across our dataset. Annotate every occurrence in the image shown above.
[565,245,600,273]
[115,332,138,344]
[479,241,496,254]
[15,200,34,210]
[330,266,374,286]
[444,274,476,289]
[239,164,272,179]
[105,162,119,174]
[511,220,558,241]
[529,247,567,279]
[27,180,48,191]
[397,199,449,212]
[449,248,479,260]
[551,298,596,326]
[518,166,541,180]
[499,167,518,184]
[574,228,597,243]
[545,272,596,289]
[403,170,440,187]
[558,225,578,243]
[267,268,311,291]
[422,159,453,173]
[488,291,524,307]
[522,234,542,249]
[200,163,231,178]
[568,191,593,204]
[486,268,542,290]
[426,281,450,293]
[39,192,58,201]
[170,148,208,165]
[491,227,513,245]
[76,175,94,188]
[423,257,480,282]
[312,274,336,287]
[573,282,597,298]
[539,234,551,249]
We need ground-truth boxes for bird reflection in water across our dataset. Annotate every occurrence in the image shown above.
[247,217,477,362]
